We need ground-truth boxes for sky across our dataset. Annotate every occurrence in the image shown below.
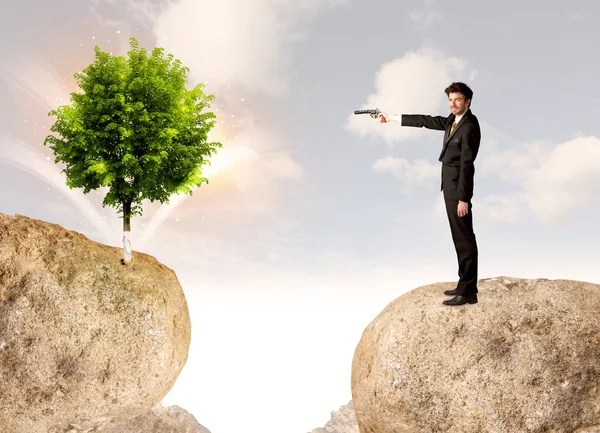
[1,0,600,432]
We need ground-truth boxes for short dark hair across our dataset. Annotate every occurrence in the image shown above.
[445,82,473,102]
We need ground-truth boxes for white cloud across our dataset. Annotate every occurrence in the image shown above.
[90,0,168,25]
[433,194,447,219]
[410,0,444,28]
[525,136,600,223]
[372,156,439,193]
[390,128,600,225]
[469,69,479,82]
[479,139,548,184]
[472,193,530,223]
[344,46,472,146]
[479,136,600,224]
[131,0,348,96]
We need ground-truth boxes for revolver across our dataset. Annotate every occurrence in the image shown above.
[354,108,381,119]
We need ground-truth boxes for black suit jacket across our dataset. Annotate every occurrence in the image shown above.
[401,109,481,202]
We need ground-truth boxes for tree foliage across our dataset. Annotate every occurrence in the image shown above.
[44,37,221,220]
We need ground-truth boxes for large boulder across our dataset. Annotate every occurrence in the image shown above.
[0,214,191,433]
[351,277,600,433]
[106,402,211,433]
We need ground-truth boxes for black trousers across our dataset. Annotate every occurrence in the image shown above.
[444,199,478,296]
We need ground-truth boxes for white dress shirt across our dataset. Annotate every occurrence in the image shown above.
[452,113,464,128]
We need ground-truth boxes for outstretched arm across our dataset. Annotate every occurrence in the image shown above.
[378,113,447,130]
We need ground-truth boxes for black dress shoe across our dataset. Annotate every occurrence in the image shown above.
[442,294,477,306]
[444,288,459,296]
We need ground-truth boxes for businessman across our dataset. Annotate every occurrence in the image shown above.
[378,82,480,306]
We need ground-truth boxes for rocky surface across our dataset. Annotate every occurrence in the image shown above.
[351,277,600,433]
[0,214,191,433]
[106,402,211,433]
[310,401,359,433]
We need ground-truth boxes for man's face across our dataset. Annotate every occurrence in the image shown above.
[448,92,470,116]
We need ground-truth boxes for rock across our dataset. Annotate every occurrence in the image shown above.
[310,401,359,433]
[106,402,211,433]
[351,277,600,433]
[0,214,191,433]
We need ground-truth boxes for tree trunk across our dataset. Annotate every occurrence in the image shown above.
[122,201,132,264]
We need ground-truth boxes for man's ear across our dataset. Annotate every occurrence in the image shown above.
[466,98,471,109]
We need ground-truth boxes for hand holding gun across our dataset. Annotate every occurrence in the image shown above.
[354,108,389,122]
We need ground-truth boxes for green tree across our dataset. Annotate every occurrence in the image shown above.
[44,37,221,263]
